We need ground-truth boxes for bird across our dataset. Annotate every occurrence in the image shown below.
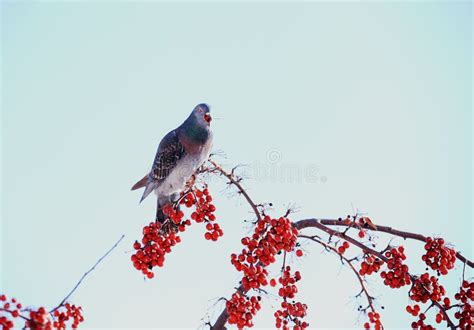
[131,103,213,222]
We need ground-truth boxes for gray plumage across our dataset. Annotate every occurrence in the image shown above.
[132,103,213,222]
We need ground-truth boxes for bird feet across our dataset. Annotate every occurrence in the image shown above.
[158,219,179,234]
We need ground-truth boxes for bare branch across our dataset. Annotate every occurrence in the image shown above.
[299,234,380,325]
[0,308,29,321]
[208,160,262,221]
[319,219,473,268]
[210,284,245,330]
[205,163,470,329]
[294,219,388,262]
[210,217,463,329]
[50,234,125,313]
[296,219,456,329]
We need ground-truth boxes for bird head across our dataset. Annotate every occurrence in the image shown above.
[192,103,212,125]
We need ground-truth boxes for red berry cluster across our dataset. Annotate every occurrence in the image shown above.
[0,294,21,330]
[409,273,446,304]
[187,188,217,223]
[185,189,221,239]
[406,304,421,317]
[337,241,350,254]
[274,266,308,330]
[454,280,473,329]
[406,274,450,327]
[52,303,84,329]
[409,312,435,330]
[204,222,223,241]
[422,237,456,275]
[363,311,382,330]
[380,246,410,288]
[406,303,446,328]
[131,221,181,278]
[25,307,53,329]
[454,304,473,330]
[0,316,13,330]
[0,294,84,330]
[230,216,299,291]
[131,186,221,278]
[226,292,261,329]
[277,266,301,299]
[455,280,474,303]
[162,204,185,225]
[359,255,384,276]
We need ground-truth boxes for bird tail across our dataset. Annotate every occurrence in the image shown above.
[131,174,148,191]
[139,181,158,203]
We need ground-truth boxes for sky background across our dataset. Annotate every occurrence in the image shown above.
[1,1,472,329]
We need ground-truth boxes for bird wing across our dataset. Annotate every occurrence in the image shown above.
[138,130,185,202]
[150,130,186,182]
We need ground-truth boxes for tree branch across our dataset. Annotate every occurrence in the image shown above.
[206,163,469,329]
[0,308,29,321]
[208,160,262,221]
[210,217,463,329]
[50,234,125,313]
[319,220,473,268]
[299,235,379,320]
[294,219,388,262]
[209,218,389,329]
[211,284,245,330]
[296,219,456,329]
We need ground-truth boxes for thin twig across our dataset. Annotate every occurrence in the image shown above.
[299,234,381,327]
[0,308,30,321]
[294,219,389,262]
[319,219,473,268]
[408,274,456,329]
[206,163,469,329]
[209,216,464,329]
[208,160,262,221]
[211,284,245,330]
[50,234,125,313]
[296,220,456,329]
[282,251,287,272]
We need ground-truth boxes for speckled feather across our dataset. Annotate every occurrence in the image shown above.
[150,130,185,182]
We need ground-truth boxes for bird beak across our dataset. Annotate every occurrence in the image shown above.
[204,113,212,123]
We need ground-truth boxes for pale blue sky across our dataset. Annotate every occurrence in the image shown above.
[1,1,472,329]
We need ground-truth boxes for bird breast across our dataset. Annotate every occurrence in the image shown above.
[156,132,212,197]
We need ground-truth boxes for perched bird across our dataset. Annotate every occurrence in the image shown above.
[131,103,213,222]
